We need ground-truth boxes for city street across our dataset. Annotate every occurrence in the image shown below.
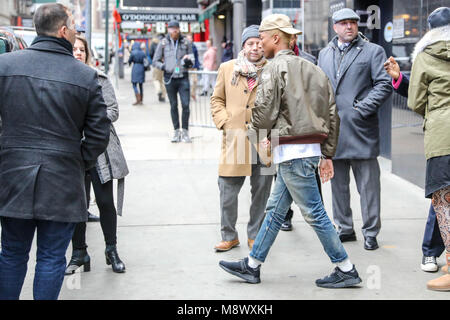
[17,67,448,300]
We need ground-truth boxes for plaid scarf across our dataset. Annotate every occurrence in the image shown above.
[231,50,266,86]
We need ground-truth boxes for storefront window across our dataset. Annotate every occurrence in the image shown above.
[393,0,448,72]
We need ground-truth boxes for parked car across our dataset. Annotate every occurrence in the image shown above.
[90,45,102,68]
[0,27,28,53]
[8,26,37,46]
[91,33,115,69]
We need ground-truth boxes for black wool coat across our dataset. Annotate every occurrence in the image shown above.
[0,36,110,223]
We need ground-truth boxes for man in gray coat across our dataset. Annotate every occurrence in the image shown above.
[318,8,392,250]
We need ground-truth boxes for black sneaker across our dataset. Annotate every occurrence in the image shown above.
[219,257,261,284]
[87,211,100,222]
[315,265,362,288]
[339,231,357,242]
[280,219,293,231]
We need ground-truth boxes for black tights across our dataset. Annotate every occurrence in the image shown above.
[72,168,117,250]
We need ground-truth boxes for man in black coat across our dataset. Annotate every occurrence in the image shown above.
[0,3,110,300]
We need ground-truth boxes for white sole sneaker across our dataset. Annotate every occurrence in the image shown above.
[421,263,439,272]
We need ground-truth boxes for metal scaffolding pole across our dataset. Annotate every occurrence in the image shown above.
[301,0,304,52]
[85,0,92,49]
[105,0,109,74]
[232,0,244,57]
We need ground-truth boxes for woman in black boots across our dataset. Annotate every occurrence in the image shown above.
[65,35,129,275]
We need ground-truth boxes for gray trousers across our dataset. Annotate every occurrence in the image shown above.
[218,164,273,241]
[331,158,381,238]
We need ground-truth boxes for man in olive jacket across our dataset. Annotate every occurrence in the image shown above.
[318,8,392,250]
[0,4,110,300]
[219,14,362,289]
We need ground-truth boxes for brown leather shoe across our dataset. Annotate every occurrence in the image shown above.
[248,239,255,250]
[427,274,450,291]
[442,253,450,274]
[214,239,239,252]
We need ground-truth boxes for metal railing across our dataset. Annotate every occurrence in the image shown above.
[391,91,423,129]
[188,70,218,128]
[187,69,422,130]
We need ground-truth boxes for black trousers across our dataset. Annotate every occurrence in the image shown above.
[283,169,323,221]
[72,168,117,250]
[422,204,445,257]
[164,75,190,130]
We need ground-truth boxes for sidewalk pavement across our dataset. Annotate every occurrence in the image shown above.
[19,67,447,300]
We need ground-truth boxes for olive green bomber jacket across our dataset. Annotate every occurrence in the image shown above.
[248,49,340,158]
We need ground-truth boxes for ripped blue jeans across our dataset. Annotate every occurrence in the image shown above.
[250,157,348,264]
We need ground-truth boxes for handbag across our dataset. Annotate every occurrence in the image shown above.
[143,56,150,71]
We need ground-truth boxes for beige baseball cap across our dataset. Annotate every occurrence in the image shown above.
[259,14,302,35]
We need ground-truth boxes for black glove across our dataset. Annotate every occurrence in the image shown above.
[183,58,193,69]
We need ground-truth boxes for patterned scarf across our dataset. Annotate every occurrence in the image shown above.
[231,49,266,86]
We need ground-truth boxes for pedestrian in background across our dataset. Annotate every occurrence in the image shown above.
[210,25,273,252]
[152,20,195,143]
[201,38,218,96]
[150,34,166,102]
[407,6,450,291]
[221,37,233,63]
[186,33,200,101]
[65,35,129,276]
[0,3,110,299]
[385,55,445,273]
[318,8,392,250]
[219,14,362,289]
[128,42,146,105]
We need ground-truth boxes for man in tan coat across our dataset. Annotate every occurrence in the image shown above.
[210,25,273,252]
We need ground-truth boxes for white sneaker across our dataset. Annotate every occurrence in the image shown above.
[421,256,438,272]
[171,129,181,143]
[181,129,192,143]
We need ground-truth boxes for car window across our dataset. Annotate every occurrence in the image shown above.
[17,38,25,50]
[14,32,36,46]
[0,39,7,54]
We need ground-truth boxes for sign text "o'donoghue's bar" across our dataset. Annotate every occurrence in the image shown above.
[119,13,199,23]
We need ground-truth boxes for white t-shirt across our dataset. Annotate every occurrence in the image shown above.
[273,143,321,164]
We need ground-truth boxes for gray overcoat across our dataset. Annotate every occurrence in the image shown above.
[318,34,392,160]
[95,70,129,216]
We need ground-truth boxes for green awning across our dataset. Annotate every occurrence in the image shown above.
[33,0,56,3]
[198,3,217,22]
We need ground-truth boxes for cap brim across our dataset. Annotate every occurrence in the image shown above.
[333,17,360,24]
[279,27,302,35]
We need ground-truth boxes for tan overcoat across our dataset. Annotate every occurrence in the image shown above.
[210,59,271,177]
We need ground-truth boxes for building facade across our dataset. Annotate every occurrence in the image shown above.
[1,0,33,26]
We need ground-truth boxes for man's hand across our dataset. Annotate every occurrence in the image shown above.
[260,137,270,149]
[319,158,334,183]
[383,56,400,81]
